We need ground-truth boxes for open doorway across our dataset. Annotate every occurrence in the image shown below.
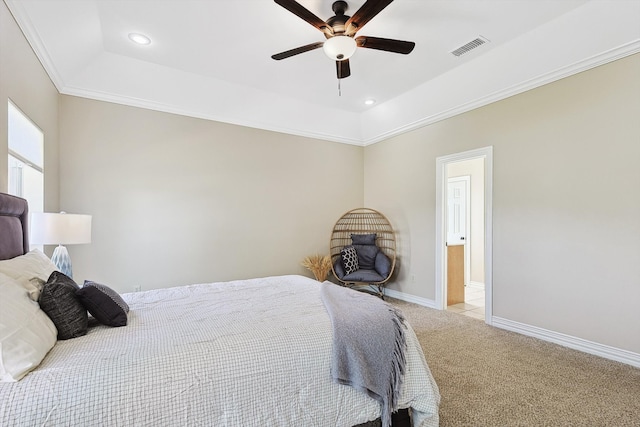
[435,147,493,324]
[446,163,482,319]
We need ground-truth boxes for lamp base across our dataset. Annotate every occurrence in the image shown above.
[51,245,73,278]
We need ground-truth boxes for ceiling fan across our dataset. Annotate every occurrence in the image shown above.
[271,0,415,79]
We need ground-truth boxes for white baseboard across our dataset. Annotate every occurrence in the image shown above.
[384,288,438,309]
[385,289,640,368]
[492,317,640,368]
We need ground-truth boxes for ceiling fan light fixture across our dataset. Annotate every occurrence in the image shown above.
[323,35,357,61]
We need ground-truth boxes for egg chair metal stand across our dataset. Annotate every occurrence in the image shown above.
[329,208,396,298]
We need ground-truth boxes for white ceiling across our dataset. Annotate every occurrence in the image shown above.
[6,0,640,145]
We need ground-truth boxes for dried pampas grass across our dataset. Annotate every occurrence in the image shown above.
[301,254,332,282]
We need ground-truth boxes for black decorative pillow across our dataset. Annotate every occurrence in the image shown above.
[341,245,359,275]
[38,271,88,340]
[77,281,129,327]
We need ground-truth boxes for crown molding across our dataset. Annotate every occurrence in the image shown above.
[64,39,640,147]
[4,0,65,92]
[362,40,640,146]
[60,84,366,146]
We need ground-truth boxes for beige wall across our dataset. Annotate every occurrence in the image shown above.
[0,1,59,208]
[365,53,640,353]
[447,158,485,285]
[59,96,363,291]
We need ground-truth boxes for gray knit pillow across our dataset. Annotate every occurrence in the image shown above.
[39,271,88,340]
[77,281,129,327]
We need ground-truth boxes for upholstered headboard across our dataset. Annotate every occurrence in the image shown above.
[0,192,29,260]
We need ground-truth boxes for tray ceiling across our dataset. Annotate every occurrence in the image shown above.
[5,0,640,144]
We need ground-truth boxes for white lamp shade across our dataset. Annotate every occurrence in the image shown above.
[323,36,357,61]
[30,212,92,245]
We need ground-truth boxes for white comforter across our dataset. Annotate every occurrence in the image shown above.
[0,275,439,426]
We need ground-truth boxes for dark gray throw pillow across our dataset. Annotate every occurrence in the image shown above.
[353,244,379,270]
[375,251,392,278]
[39,271,88,340]
[77,281,129,327]
[351,233,377,245]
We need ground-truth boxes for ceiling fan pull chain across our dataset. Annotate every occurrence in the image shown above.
[338,78,342,96]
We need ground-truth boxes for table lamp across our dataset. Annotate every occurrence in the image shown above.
[30,212,92,278]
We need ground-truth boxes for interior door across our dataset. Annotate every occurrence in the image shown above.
[447,178,468,246]
[447,177,469,304]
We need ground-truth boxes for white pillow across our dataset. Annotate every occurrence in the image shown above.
[0,272,57,382]
[0,249,57,301]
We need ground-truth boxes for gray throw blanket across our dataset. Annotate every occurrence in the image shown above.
[320,282,407,427]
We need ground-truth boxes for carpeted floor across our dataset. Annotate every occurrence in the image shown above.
[389,298,640,426]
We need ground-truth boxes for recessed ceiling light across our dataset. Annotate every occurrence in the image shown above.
[364,99,376,106]
[128,33,151,45]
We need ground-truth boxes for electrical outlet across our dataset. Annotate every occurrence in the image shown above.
[134,285,141,292]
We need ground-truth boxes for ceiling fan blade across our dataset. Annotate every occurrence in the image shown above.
[274,0,332,34]
[336,59,351,79]
[355,36,415,54]
[344,0,394,36]
[271,42,324,60]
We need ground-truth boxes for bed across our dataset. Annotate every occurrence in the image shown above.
[0,192,440,426]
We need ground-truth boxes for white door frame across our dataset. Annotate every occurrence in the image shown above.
[435,146,493,324]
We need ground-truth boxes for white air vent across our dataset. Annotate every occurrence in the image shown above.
[450,36,490,57]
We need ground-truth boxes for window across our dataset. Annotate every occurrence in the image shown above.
[8,100,44,249]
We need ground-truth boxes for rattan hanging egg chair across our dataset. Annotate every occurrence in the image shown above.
[329,208,396,298]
